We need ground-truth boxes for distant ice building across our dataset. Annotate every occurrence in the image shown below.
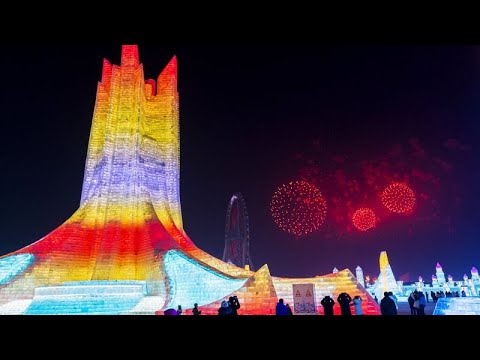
[394,263,480,298]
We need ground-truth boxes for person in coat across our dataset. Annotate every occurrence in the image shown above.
[380,291,397,315]
[320,295,335,316]
[337,292,352,315]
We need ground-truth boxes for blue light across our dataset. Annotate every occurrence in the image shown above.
[0,254,35,286]
[433,297,480,315]
[25,281,146,315]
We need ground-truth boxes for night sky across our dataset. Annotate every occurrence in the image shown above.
[0,44,478,283]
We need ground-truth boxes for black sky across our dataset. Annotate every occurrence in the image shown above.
[0,44,478,282]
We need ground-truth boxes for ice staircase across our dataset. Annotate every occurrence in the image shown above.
[433,297,480,315]
[24,281,146,315]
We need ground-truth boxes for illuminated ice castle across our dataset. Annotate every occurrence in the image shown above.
[0,46,379,315]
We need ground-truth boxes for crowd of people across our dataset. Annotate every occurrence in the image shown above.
[218,296,241,315]
[407,290,427,315]
[163,295,241,315]
[274,293,366,316]
[318,293,364,315]
[163,290,436,315]
[430,289,466,302]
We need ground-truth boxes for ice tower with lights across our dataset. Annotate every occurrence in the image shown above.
[435,263,446,285]
[371,251,401,300]
[0,46,380,315]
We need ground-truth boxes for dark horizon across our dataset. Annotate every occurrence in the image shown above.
[0,44,478,283]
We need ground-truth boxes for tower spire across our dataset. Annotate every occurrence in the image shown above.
[121,45,140,68]
[101,59,112,84]
[157,56,178,95]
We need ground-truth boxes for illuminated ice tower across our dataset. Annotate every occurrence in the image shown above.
[0,45,380,315]
[371,251,401,300]
[471,267,480,284]
[0,46,258,314]
[222,193,254,271]
[436,262,446,285]
[356,266,365,287]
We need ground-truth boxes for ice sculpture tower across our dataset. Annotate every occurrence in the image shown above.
[447,274,454,286]
[471,267,479,283]
[2,46,190,285]
[436,263,446,285]
[356,266,365,287]
[0,46,380,315]
[371,251,401,300]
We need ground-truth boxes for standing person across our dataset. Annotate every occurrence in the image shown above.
[275,299,289,315]
[192,303,201,316]
[337,292,352,315]
[380,292,397,315]
[388,292,398,311]
[177,305,183,315]
[218,300,232,315]
[417,292,427,315]
[228,296,240,315]
[408,291,417,315]
[352,295,363,315]
[321,295,335,316]
[286,303,293,315]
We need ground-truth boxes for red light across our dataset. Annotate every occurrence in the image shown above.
[381,182,416,214]
[352,208,376,231]
[270,181,327,237]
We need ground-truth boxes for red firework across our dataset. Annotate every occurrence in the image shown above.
[270,181,327,236]
[352,208,376,231]
[381,182,416,213]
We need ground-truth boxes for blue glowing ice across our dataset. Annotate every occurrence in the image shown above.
[25,281,146,315]
[163,250,247,309]
[0,254,35,286]
[433,297,480,315]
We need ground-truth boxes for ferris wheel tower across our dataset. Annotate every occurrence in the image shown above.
[222,193,254,271]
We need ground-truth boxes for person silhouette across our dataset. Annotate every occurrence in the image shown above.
[320,295,335,316]
[218,300,232,315]
[353,295,363,315]
[337,292,352,315]
[229,296,240,315]
[380,291,397,315]
[192,303,201,316]
[286,303,293,315]
[275,299,289,315]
